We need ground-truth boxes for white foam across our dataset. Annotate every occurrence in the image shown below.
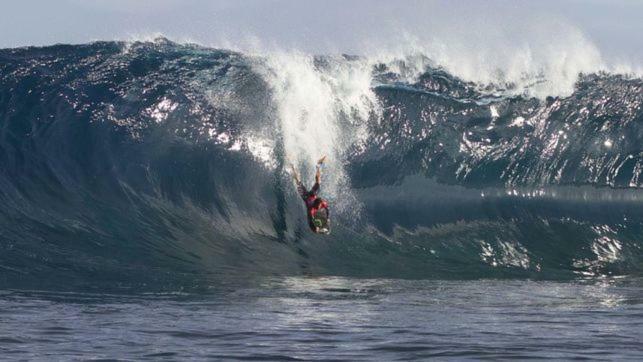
[490,106,499,118]
[361,20,611,99]
[252,51,379,212]
[509,117,525,128]
[146,97,178,123]
[122,6,642,100]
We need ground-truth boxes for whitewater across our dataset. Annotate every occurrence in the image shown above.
[0,36,641,359]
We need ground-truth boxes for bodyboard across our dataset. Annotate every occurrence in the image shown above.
[313,208,330,234]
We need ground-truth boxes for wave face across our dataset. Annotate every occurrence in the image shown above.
[0,40,641,291]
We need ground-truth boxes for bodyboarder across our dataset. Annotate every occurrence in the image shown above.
[291,156,330,234]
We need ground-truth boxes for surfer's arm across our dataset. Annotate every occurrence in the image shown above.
[315,164,321,184]
[315,156,325,184]
[290,164,301,184]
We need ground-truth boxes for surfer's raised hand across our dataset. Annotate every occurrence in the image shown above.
[317,155,326,165]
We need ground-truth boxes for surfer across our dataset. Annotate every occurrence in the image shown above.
[291,156,330,234]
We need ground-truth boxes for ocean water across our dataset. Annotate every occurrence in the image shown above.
[0,39,641,359]
[2,278,643,360]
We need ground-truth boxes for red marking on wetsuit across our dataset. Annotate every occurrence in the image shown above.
[308,199,328,218]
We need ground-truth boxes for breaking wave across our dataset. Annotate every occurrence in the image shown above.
[0,39,641,291]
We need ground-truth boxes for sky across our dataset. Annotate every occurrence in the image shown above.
[1,0,641,65]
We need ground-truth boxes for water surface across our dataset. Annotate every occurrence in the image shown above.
[2,277,642,360]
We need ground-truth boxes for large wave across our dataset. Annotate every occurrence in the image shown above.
[0,39,641,291]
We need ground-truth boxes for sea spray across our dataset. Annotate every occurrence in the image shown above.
[255,51,378,214]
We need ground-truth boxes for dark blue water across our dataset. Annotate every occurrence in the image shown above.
[0,39,642,359]
[2,278,643,360]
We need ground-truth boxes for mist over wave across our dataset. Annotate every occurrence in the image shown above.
[0,39,641,291]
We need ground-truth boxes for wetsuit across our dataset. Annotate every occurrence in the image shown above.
[296,180,329,231]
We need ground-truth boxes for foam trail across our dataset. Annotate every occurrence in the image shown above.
[256,52,378,212]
